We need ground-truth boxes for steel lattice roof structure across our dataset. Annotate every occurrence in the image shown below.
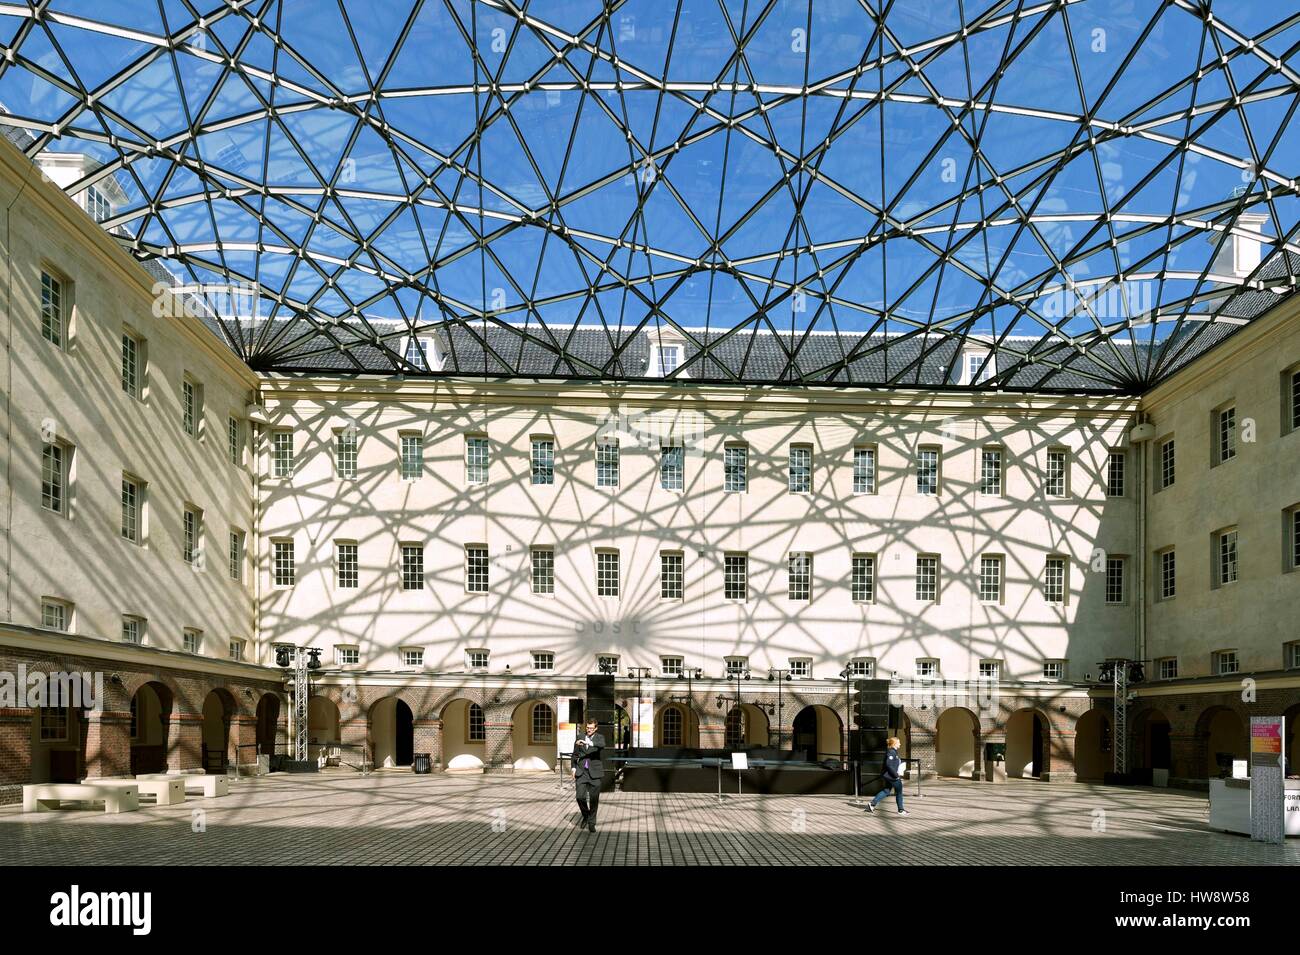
[3,0,1300,392]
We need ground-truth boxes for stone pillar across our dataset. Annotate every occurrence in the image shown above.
[168,712,203,771]
[83,710,132,778]
[0,707,35,797]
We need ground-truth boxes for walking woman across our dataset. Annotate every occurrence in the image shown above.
[865,737,909,815]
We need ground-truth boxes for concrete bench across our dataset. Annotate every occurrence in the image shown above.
[137,773,228,798]
[87,776,186,806]
[23,782,140,814]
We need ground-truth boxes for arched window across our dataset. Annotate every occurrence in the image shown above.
[662,706,683,746]
[531,703,554,744]
[725,707,744,750]
[468,702,486,742]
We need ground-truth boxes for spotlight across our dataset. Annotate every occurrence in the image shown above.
[1127,662,1145,684]
[306,648,322,670]
[274,645,292,668]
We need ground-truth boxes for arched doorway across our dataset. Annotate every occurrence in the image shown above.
[1074,708,1112,782]
[307,697,339,745]
[201,689,236,774]
[612,704,632,751]
[1198,706,1247,778]
[1133,708,1171,775]
[442,698,487,772]
[1005,708,1049,779]
[512,700,556,771]
[791,705,841,762]
[130,682,173,775]
[654,703,699,748]
[935,707,979,778]
[371,697,414,768]
[256,693,281,759]
[724,704,770,749]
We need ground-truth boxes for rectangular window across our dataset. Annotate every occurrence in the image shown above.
[121,475,140,543]
[788,445,811,494]
[1045,449,1067,497]
[468,702,487,739]
[853,446,876,495]
[335,429,358,479]
[1214,650,1239,676]
[230,530,244,582]
[1106,451,1126,497]
[661,551,683,599]
[1159,548,1176,600]
[916,659,938,678]
[980,447,1003,496]
[401,544,424,590]
[183,506,202,566]
[597,550,620,598]
[787,553,812,600]
[848,658,875,678]
[596,654,620,675]
[724,553,748,601]
[1158,438,1175,489]
[915,555,938,601]
[789,659,811,679]
[1216,406,1237,464]
[41,271,64,347]
[402,649,424,668]
[121,332,139,397]
[338,647,360,666]
[1158,657,1178,681]
[531,547,554,595]
[467,649,489,670]
[851,554,875,603]
[979,555,1003,603]
[1292,509,1300,570]
[183,628,202,654]
[41,442,66,514]
[660,445,683,490]
[1217,528,1239,586]
[725,658,749,678]
[41,598,70,632]
[596,440,620,488]
[1292,370,1300,432]
[466,436,489,485]
[531,704,555,744]
[466,546,489,593]
[724,444,748,492]
[273,539,294,587]
[400,434,423,480]
[1044,556,1066,604]
[272,430,294,478]
[979,661,1000,680]
[336,542,358,589]
[40,707,68,741]
[532,651,554,672]
[660,656,683,677]
[1105,557,1126,605]
[122,615,144,645]
[1042,661,1064,681]
[916,447,939,495]
[1285,641,1300,671]
[228,416,240,466]
[229,639,245,662]
[182,379,196,437]
[531,438,554,485]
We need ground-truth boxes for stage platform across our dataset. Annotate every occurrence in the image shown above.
[613,752,854,795]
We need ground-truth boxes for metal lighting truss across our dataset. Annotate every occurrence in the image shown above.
[2,1,1300,391]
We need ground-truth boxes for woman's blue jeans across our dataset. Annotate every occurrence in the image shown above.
[870,778,904,811]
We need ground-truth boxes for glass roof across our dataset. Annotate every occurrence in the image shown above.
[2,0,1300,391]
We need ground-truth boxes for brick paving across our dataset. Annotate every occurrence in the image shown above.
[1,771,1295,865]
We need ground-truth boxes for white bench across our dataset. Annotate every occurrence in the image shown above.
[23,782,140,814]
[86,776,186,806]
[137,773,228,798]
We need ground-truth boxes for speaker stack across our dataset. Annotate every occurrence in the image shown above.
[850,679,891,794]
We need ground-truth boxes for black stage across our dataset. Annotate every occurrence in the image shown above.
[613,748,856,795]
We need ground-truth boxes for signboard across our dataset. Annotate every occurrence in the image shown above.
[556,695,578,759]
[634,696,653,748]
[1249,716,1285,845]
[731,752,749,770]
[1251,719,1283,766]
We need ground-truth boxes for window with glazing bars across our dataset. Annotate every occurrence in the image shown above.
[183,508,200,564]
[531,547,553,594]
[400,434,423,480]
[596,440,619,487]
[724,554,747,600]
[1218,529,1238,585]
[121,333,138,396]
[1045,449,1067,496]
[661,552,683,599]
[228,416,240,466]
[335,429,357,478]
[979,556,1002,602]
[41,271,63,346]
[597,550,620,597]
[788,445,811,493]
[42,443,64,513]
[980,448,1002,495]
[851,554,875,602]
[401,544,424,590]
[466,436,488,484]
[1106,451,1125,496]
[1159,439,1175,488]
[121,477,139,542]
[1217,407,1236,464]
[273,539,294,586]
[1044,557,1065,603]
[916,448,938,495]
[466,546,489,592]
[230,530,243,581]
[1105,557,1125,604]
[1160,549,1176,599]
[336,542,357,588]
[724,444,747,492]
[915,556,937,600]
[272,431,293,477]
[787,553,811,600]
[660,445,683,490]
[531,439,554,485]
[853,447,876,494]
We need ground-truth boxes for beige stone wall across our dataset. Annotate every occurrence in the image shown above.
[258,378,1139,681]
[0,139,258,661]
[1143,297,1300,678]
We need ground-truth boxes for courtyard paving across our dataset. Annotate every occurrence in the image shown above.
[1,771,1295,865]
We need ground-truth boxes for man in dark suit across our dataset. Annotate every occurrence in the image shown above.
[572,718,605,832]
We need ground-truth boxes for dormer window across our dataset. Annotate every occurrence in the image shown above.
[650,343,685,378]
[404,335,443,371]
[84,185,112,223]
[960,349,995,385]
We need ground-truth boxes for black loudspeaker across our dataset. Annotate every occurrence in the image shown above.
[585,674,616,735]
[888,705,903,730]
[852,679,890,729]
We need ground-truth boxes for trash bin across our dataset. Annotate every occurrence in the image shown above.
[983,742,1007,783]
[413,753,432,774]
